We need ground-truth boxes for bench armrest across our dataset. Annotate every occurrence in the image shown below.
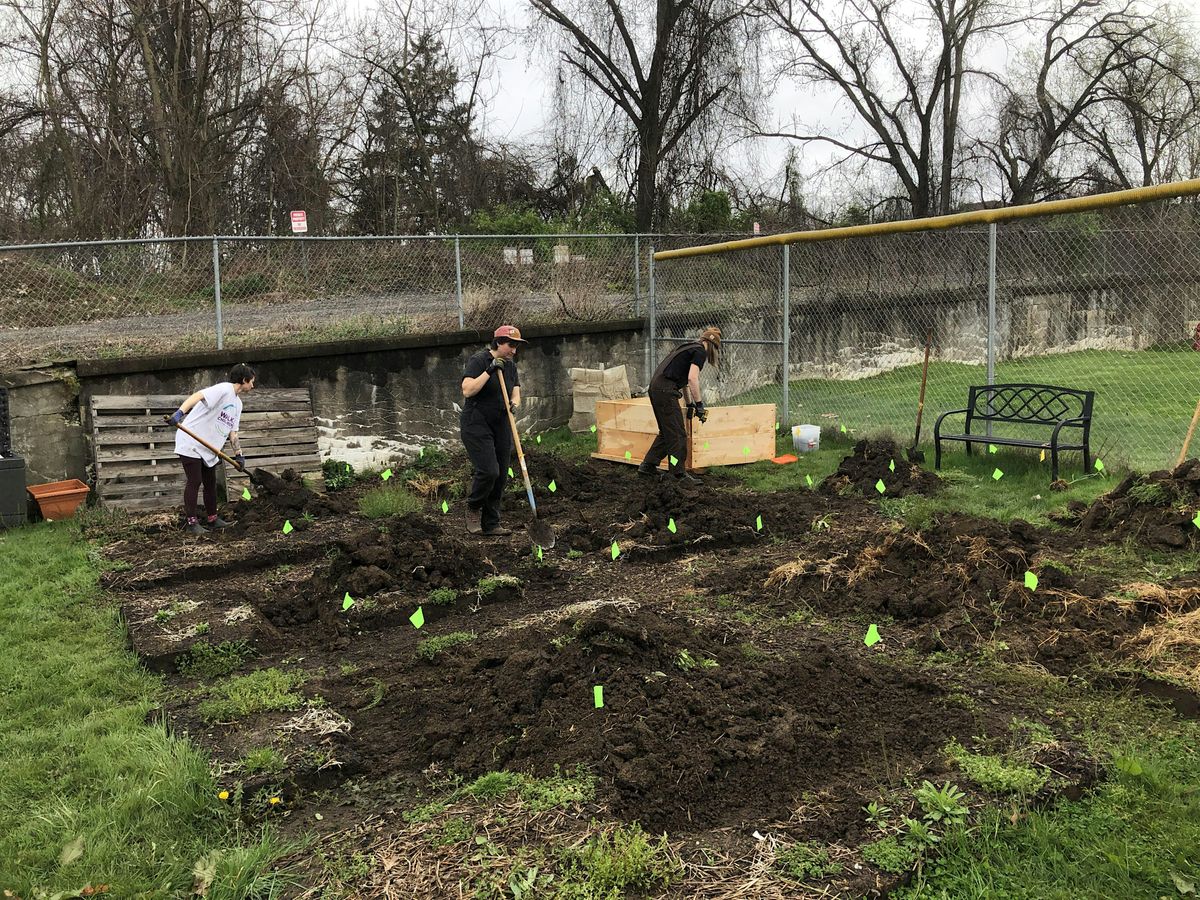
[1050,416,1090,444]
[934,407,971,438]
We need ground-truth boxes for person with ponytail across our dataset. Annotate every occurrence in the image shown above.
[638,327,721,483]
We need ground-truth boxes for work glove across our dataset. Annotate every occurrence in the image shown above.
[694,401,708,424]
[169,408,186,425]
[686,403,696,421]
[486,357,506,374]
[234,454,247,471]
[509,402,518,414]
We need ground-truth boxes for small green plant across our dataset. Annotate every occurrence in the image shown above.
[241,747,286,775]
[427,587,459,606]
[431,816,474,846]
[775,842,839,882]
[411,445,450,469]
[567,549,584,559]
[946,740,1048,795]
[154,608,174,623]
[463,770,523,800]
[197,667,306,722]
[322,458,357,491]
[864,800,893,830]
[193,622,210,636]
[902,817,939,849]
[1127,481,1170,506]
[517,766,596,812]
[359,485,423,518]
[178,640,252,680]
[556,823,680,895]
[810,514,833,532]
[416,630,478,661]
[402,799,449,823]
[861,835,918,874]
[339,661,359,676]
[738,641,767,661]
[675,648,719,671]
[477,574,522,597]
[915,780,969,827]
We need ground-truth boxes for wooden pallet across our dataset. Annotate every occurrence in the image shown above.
[592,397,775,470]
[88,388,323,510]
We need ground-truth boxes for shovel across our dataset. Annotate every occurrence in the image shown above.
[906,329,933,464]
[496,370,556,549]
[162,416,266,488]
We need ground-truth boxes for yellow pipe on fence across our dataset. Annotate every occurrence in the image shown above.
[653,178,1200,261]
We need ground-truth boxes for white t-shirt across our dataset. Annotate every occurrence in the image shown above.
[174,382,243,465]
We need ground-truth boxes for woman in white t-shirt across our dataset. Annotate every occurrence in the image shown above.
[169,363,256,534]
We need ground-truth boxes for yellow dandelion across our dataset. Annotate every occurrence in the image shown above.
[218,790,229,801]
[269,796,281,805]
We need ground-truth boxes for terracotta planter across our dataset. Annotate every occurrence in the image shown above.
[28,479,90,520]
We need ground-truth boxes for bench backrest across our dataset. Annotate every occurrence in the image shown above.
[967,383,1094,428]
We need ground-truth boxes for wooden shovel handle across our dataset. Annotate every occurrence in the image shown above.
[495,370,537,514]
[1178,396,1200,467]
[163,416,245,472]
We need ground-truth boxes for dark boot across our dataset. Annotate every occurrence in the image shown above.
[483,524,512,536]
[185,519,209,535]
[465,506,483,534]
[637,461,661,478]
[674,471,702,485]
[207,516,233,529]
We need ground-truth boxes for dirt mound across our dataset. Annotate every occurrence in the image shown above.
[359,606,978,832]
[822,439,941,498]
[233,468,353,532]
[1059,463,1200,551]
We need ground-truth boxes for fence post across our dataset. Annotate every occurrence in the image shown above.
[646,247,656,386]
[781,243,791,433]
[454,236,465,329]
[986,222,997,435]
[633,235,641,317]
[212,237,224,351]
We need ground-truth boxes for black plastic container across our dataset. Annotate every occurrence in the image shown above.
[0,455,27,527]
[0,386,10,457]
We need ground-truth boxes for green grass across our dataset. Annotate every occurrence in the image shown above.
[179,639,254,680]
[556,823,680,897]
[945,740,1048,796]
[734,349,1200,472]
[477,574,522,597]
[415,630,478,661]
[358,484,423,518]
[0,523,291,896]
[427,587,459,606]
[241,747,287,776]
[776,842,840,882]
[197,668,307,722]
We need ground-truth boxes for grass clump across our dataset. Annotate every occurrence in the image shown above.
[477,574,522,597]
[675,648,719,671]
[431,816,473,846]
[402,799,449,824]
[322,458,357,491]
[197,667,307,722]
[416,631,478,661]
[359,484,423,518]
[556,823,680,897]
[861,835,917,874]
[775,842,840,882]
[1127,480,1171,506]
[242,747,287,775]
[427,587,459,606]
[517,766,596,812]
[946,739,1048,795]
[463,770,523,800]
[178,639,253,680]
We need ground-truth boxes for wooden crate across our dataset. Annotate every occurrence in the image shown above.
[89,388,322,511]
[592,397,775,470]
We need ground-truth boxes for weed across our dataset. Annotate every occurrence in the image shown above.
[322,458,357,491]
[864,800,893,830]
[915,780,969,827]
[359,484,423,518]
[463,770,523,800]
[197,667,307,721]
[477,574,522,597]
[517,766,596,812]
[861,835,917,874]
[194,622,210,636]
[402,799,449,823]
[738,641,767,661]
[567,549,584,559]
[775,842,839,882]
[427,587,458,606]
[178,640,253,680]
[557,823,680,896]
[1009,717,1056,747]
[242,747,287,775]
[902,817,939,849]
[360,677,387,710]
[675,648,719,671]
[430,816,474,847]
[810,514,833,532]
[338,661,359,676]
[945,739,1047,795]
[1127,481,1170,506]
[416,631,478,661]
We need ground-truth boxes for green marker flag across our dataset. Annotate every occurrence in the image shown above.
[611,541,620,560]
[840,424,847,434]
[1094,458,1105,472]
[668,517,677,534]
[282,520,294,535]
[776,421,780,431]
[1024,571,1038,591]
[805,474,814,488]
[875,479,886,494]
[342,593,355,612]
[992,468,1004,481]
[669,455,678,466]
[536,545,543,561]
[242,487,251,500]
[441,500,449,514]
[548,480,557,493]
[624,451,632,461]
[755,515,763,531]
[888,459,895,472]
[743,446,750,456]
[508,467,515,478]
[381,469,392,481]
[988,443,998,454]
[536,435,542,444]
[703,441,710,450]
[419,447,424,458]
[593,685,604,708]
[590,424,597,433]
[864,624,881,647]
[410,606,425,629]
[1193,511,1200,530]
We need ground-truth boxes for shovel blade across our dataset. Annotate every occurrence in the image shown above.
[528,519,556,550]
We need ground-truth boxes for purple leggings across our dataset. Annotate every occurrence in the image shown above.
[179,454,218,520]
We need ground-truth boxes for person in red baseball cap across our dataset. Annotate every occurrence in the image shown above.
[459,325,528,535]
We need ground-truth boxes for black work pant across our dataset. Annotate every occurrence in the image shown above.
[179,454,218,520]
[644,378,688,474]
[461,406,513,530]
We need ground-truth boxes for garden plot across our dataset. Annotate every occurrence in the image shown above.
[92,439,1200,897]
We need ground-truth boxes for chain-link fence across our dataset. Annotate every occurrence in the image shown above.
[651,199,1200,471]
[0,234,659,367]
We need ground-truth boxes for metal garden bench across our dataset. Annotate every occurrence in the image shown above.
[934,383,1094,481]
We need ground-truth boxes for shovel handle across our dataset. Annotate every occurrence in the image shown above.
[1178,395,1200,467]
[495,371,537,515]
[163,416,246,473]
[912,329,933,446]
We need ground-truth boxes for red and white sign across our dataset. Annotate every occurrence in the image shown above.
[753,221,761,235]
[289,210,308,234]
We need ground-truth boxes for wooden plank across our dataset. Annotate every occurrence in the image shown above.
[92,410,314,428]
[95,461,187,479]
[90,389,312,410]
[108,496,185,511]
[92,427,319,447]
[97,481,187,500]
[226,452,323,472]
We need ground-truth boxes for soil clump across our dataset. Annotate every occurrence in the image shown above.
[822,439,941,498]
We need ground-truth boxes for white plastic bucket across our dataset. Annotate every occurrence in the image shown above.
[792,424,821,453]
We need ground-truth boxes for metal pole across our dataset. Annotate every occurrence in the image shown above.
[646,248,656,385]
[781,244,791,432]
[986,222,997,435]
[633,235,641,317]
[454,235,464,329]
[212,238,224,350]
